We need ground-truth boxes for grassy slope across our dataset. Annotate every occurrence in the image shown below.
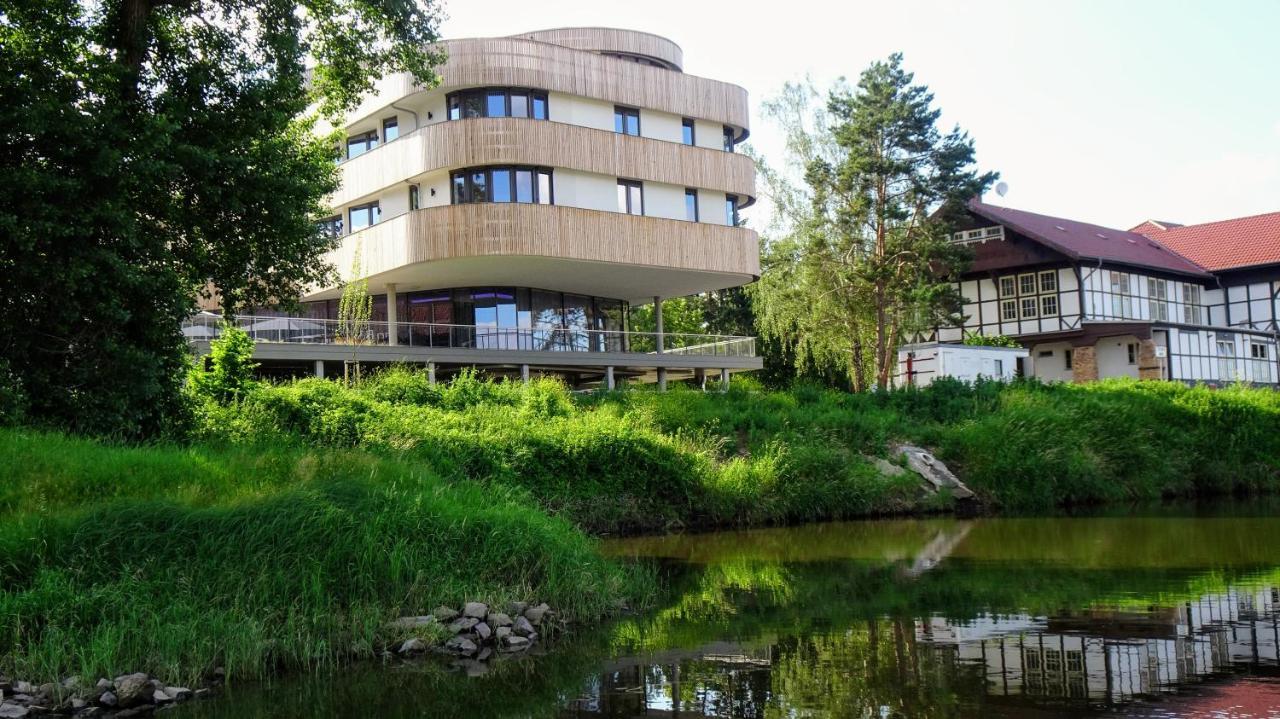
[3,371,1277,685]
[0,430,640,685]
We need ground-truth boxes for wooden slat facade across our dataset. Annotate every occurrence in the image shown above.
[324,204,760,286]
[333,117,757,208]
[510,27,684,70]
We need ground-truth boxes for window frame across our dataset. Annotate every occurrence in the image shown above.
[614,105,641,136]
[447,88,549,121]
[450,166,553,205]
[382,116,399,143]
[999,276,1017,298]
[725,194,739,226]
[1000,299,1018,321]
[348,201,381,232]
[722,125,735,152]
[1182,283,1203,324]
[1040,295,1059,317]
[408,185,419,211]
[1020,297,1038,319]
[345,130,378,160]
[1038,270,1057,293]
[1018,273,1036,296]
[681,118,696,146]
[318,215,344,239]
[684,188,699,222]
[1064,349,1073,370]
[617,179,644,215]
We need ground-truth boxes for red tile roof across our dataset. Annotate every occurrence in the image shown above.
[967,200,1210,277]
[1131,211,1280,271]
[1128,219,1183,234]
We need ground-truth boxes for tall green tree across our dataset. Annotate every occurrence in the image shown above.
[0,0,444,437]
[753,59,996,391]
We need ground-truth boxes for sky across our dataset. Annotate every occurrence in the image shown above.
[439,0,1280,233]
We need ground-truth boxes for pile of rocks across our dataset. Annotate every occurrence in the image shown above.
[0,671,213,717]
[392,601,554,662]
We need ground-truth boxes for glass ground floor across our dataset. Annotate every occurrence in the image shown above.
[299,286,631,352]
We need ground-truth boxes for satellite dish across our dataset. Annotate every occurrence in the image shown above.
[995,181,1009,198]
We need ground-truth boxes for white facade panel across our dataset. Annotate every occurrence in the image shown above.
[552,168,617,213]
[643,181,686,221]
[547,92,614,132]
[641,108,684,144]
[693,119,722,151]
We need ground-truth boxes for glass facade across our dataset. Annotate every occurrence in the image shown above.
[447,88,549,120]
[304,287,629,351]
[451,166,553,205]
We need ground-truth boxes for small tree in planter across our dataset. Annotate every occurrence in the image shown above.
[336,240,373,384]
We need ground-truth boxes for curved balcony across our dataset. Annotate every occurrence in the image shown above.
[309,204,760,304]
[333,117,757,208]
[342,35,749,138]
[511,27,684,70]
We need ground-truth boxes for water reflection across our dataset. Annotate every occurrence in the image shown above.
[172,508,1280,718]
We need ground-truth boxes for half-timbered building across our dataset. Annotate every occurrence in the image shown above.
[936,199,1279,385]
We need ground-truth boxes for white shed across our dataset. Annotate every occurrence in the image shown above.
[895,342,1029,388]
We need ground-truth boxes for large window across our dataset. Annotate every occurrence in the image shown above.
[685,189,699,222]
[451,166,553,205]
[318,215,343,239]
[382,117,399,142]
[346,131,378,160]
[999,276,1016,297]
[447,88,549,120]
[1109,272,1133,318]
[682,118,695,146]
[349,202,380,232]
[617,180,643,215]
[1183,283,1203,324]
[1148,277,1169,321]
[614,106,640,136]
[723,125,735,152]
[725,195,740,226]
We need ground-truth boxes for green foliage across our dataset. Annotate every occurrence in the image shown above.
[962,333,1021,348]
[0,358,26,426]
[752,59,998,391]
[0,429,639,685]
[187,324,259,404]
[0,0,444,438]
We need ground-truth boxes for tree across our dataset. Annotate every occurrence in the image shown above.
[336,240,373,383]
[752,60,997,391]
[187,325,258,405]
[0,0,443,437]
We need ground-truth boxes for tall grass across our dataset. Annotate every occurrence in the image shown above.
[0,429,642,685]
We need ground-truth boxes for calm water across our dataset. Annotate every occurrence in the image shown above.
[175,504,1280,718]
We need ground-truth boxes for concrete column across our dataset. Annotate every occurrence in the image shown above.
[314,360,325,379]
[720,368,730,392]
[606,366,615,390]
[427,361,436,385]
[1072,345,1098,383]
[521,364,530,384]
[654,295,664,353]
[386,283,398,346]
[657,367,668,392]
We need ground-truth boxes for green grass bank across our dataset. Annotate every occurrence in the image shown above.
[2,371,1277,686]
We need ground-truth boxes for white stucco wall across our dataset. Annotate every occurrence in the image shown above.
[643,182,686,221]
[641,108,684,143]
[1095,334,1142,379]
[551,168,617,213]
[1028,341,1075,383]
[547,92,614,132]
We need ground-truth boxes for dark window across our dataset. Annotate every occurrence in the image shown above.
[346,131,378,159]
[723,125,735,152]
[1065,349,1073,369]
[725,194,739,226]
[409,185,419,211]
[617,180,643,215]
[685,189,699,222]
[614,106,640,136]
[382,117,399,142]
[1127,343,1138,365]
[349,202,380,232]
[318,215,343,239]
[447,88,548,120]
[450,166,553,205]
[682,118,695,146]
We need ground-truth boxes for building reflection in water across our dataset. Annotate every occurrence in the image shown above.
[561,586,1280,717]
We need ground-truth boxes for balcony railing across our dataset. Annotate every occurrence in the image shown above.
[183,315,757,358]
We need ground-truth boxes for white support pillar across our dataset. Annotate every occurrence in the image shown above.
[386,283,398,346]
[314,360,325,379]
[606,366,615,391]
[427,361,436,385]
[657,367,668,392]
[720,368,730,392]
[521,364,530,384]
[654,295,664,354]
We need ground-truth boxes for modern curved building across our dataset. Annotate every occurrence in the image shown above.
[194,27,763,387]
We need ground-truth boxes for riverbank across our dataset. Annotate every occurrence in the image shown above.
[2,373,1277,690]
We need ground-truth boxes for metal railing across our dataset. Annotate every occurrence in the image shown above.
[183,315,757,358]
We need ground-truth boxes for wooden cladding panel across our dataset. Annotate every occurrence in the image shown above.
[510,28,684,70]
[335,118,756,207]
[329,204,760,283]
[439,38,747,130]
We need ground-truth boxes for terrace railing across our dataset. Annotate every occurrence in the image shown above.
[182,315,757,358]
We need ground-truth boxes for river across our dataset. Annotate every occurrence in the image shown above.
[173,503,1280,717]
